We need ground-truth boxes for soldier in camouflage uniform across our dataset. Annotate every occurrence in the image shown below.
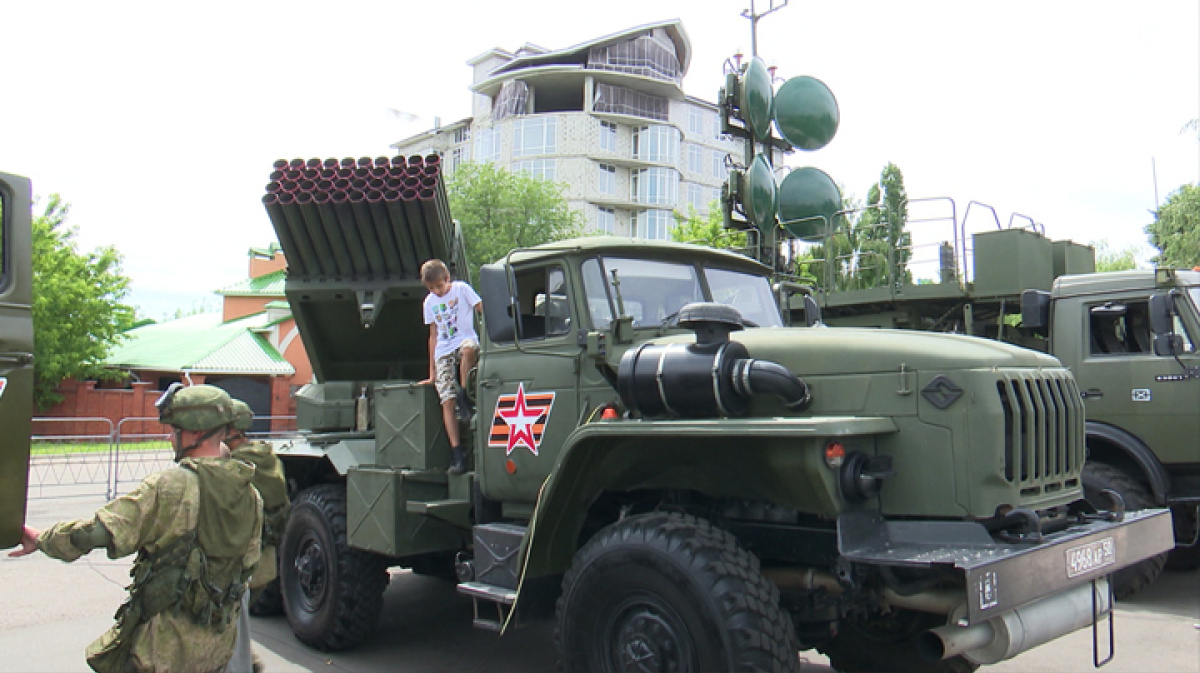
[9,384,263,673]
[226,399,290,605]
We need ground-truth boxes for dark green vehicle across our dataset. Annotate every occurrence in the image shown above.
[261,154,1173,671]
[808,210,1200,599]
[0,171,34,551]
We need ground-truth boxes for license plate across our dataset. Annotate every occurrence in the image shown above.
[1065,537,1116,578]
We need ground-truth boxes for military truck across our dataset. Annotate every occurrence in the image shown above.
[801,198,1200,599]
[0,171,34,551]
[259,147,1174,672]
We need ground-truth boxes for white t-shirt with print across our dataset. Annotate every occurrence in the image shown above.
[423,281,481,360]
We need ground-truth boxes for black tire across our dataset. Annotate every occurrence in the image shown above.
[554,511,798,673]
[249,578,284,617]
[279,484,390,651]
[819,608,977,673]
[1082,462,1168,598]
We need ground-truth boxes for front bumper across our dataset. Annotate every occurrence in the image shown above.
[837,508,1174,624]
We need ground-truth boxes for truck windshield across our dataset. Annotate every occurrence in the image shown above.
[581,257,781,329]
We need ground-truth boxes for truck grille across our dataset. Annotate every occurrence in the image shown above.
[996,370,1085,496]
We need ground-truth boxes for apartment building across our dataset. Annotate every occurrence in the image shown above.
[391,20,751,239]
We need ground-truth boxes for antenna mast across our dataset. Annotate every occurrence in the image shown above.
[741,0,789,57]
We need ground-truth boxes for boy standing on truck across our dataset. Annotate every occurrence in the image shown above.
[419,259,482,475]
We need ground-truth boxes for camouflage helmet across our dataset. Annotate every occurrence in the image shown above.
[156,383,234,431]
[230,399,254,431]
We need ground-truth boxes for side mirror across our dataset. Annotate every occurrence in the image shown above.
[1149,292,1176,335]
[1020,290,1051,330]
[1154,333,1185,357]
[803,295,822,327]
[478,263,517,343]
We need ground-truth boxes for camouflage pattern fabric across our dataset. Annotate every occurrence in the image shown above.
[231,440,289,588]
[39,457,262,673]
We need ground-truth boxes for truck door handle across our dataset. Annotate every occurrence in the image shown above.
[1081,388,1103,399]
[0,352,33,367]
[480,377,502,389]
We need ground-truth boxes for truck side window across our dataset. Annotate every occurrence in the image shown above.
[1088,300,1193,355]
[513,265,571,339]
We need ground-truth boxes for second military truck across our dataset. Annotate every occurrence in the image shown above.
[260,155,1171,673]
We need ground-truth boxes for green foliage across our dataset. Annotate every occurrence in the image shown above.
[446,163,584,282]
[1146,184,1200,268]
[803,163,910,290]
[669,203,746,250]
[32,195,132,409]
[1090,239,1139,272]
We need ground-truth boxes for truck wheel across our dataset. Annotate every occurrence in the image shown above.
[279,484,390,650]
[249,579,284,617]
[554,512,797,673]
[819,608,977,673]
[1082,462,1167,598]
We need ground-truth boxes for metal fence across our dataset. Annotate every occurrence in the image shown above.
[29,416,297,500]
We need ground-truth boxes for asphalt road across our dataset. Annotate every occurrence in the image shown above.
[4,492,1197,673]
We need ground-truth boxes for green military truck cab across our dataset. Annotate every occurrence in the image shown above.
[0,172,34,550]
[811,206,1200,598]
[263,165,1172,672]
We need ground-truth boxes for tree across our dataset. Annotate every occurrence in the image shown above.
[669,203,746,249]
[446,163,584,282]
[1146,184,1200,268]
[803,163,910,290]
[1091,240,1139,272]
[31,195,133,409]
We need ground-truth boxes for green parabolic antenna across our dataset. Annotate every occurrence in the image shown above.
[777,167,841,241]
[745,154,777,230]
[774,76,839,151]
[739,57,774,142]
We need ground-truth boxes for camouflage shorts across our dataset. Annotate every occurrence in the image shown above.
[434,339,478,403]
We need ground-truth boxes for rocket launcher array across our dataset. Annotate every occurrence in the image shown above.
[262,154,464,280]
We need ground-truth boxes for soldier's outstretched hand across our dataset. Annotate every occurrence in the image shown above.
[8,525,40,557]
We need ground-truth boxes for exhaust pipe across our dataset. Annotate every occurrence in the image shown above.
[918,578,1111,665]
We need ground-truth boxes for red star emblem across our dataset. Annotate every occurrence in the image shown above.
[490,383,555,455]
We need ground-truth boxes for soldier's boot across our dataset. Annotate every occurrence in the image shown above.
[447,445,467,475]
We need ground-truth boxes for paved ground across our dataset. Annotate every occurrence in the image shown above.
[3,491,1197,673]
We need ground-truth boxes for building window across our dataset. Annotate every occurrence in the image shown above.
[687,183,705,212]
[513,159,556,182]
[448,147,466,173]
[474,128,499,163]
[513,117,557,157]
[636,209,674,240]
[687,145,704,174]
[688,108,706,137]
[631,167,678,206]
[597,163,616,194]
[633,125,678,163]
[599,121,617,152]
[712,149,725,179]
[713,112,725,140]
[453,127,471,144]
[597,207,616,234]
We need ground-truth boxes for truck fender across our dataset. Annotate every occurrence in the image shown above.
[519,416,897,580]
[1085,421,1170,504]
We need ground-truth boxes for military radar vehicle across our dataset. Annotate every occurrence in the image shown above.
[800,200,1200,599]
[260,58,1172,673]
[0,171,34,551]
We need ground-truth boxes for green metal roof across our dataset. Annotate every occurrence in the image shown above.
[216,269,286,297]
[107,312,295,375]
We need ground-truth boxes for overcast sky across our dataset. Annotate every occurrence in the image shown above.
[2,0,1197,319]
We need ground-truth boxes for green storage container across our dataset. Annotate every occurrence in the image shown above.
[373,381,451,470]
[294,381,359,431]
[973,229,1054,296]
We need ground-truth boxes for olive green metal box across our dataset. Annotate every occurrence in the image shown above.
[294,381,359,431]
[973,229,1054,296]
[1052,240,1096,279]
[373,382,451,470]
[346,467,464,557]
